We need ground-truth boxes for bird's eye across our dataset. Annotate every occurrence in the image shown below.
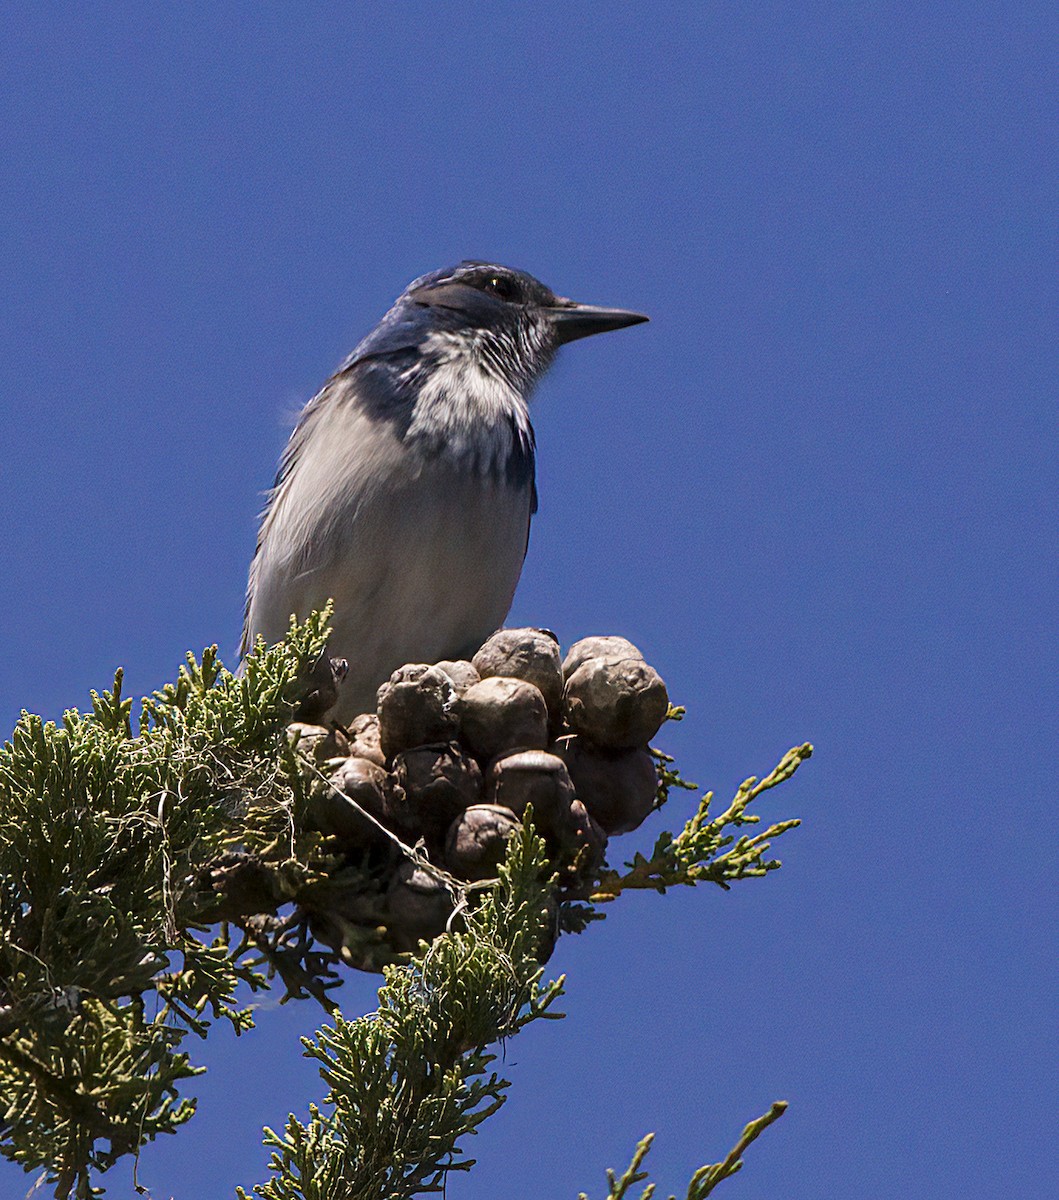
[483,275,518,302]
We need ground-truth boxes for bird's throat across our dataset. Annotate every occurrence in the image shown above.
[404,330,536,486]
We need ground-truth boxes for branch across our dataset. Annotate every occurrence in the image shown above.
[592,744,812,902]
[0,614,810,1197]
[580,1101,788,1200]
[238,820,565,1200]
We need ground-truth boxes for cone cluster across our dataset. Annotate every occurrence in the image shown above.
[288,628,669,967]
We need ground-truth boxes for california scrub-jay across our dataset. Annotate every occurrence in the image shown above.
[242,261,647,723]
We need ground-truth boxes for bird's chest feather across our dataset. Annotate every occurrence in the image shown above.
[402,331,535,487]
[324,461,533,710]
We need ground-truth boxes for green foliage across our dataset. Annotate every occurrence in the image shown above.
[580,1103,789,1200]
[652,705,700,809]
[243,820,564,1200]
[592,744,811,903]
[0,613,331,1197]
[0,613,809,1199]
[0,997,198,1198]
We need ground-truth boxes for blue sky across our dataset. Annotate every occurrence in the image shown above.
[1,4,1055,1197]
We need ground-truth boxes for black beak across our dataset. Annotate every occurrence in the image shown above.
[546,298,649,345]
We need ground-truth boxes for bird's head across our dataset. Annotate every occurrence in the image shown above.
[392,261,648,391]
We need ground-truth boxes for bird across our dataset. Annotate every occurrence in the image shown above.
[242,260,648,724]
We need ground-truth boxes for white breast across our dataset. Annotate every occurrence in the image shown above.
[405,329,534,476]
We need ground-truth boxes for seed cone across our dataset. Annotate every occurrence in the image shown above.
[444,804,522,881]
[458,676,549,761]
[563,656,669,749]
[377,664,460,758]
[562,636,644,679]
[393,744,483,844]
[558,740,658,835]
[343,712,386,766]
[473,628,564,720]
[289,627,670,973]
